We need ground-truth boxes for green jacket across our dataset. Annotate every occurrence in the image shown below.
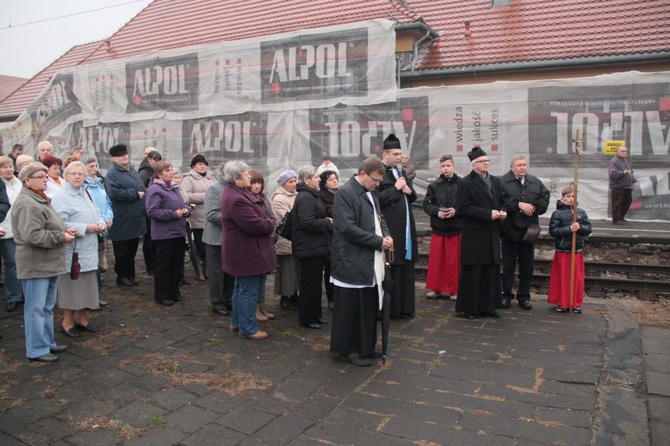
[11,188,66,279]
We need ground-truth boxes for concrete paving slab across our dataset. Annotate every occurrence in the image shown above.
[0,268,665,445]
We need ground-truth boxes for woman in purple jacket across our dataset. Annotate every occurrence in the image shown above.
[220,161,277,340]
[146,161,191,306]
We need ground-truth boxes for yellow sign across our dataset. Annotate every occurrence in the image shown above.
[604,140,625,155]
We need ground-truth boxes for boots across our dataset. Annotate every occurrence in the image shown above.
[258,302,275,320]
[280,296,293,310]
[256,304,269,322]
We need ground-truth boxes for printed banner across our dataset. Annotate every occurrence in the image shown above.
[1,27,669,222]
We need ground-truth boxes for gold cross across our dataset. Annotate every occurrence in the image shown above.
[571,130,582,155]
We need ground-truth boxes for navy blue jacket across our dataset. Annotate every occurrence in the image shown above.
[105,163,146,241]
[549,200,592,252]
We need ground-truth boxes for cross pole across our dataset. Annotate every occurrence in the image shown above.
[569,130,582,312]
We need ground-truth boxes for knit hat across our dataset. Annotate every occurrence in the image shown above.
[109,144,128,157]
[276,170,297,186]
[383,134,401,151]
[468,146,487,162]
[18,162,48,181]
[190,154,208,167]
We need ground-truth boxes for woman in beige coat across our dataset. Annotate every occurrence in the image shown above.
[181,154,215,280]
[271,170,299,310]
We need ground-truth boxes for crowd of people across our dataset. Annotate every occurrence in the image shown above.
[1,136,600,367]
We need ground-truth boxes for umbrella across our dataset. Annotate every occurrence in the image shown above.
[380,249,394,364]
[185,222,201,278]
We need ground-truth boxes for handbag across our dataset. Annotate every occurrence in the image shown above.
[70,240,81,280]
[276,209,294,241]
[521,223,541,244]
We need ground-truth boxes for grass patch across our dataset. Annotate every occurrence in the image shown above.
[133,353,273,395]
[72,415,146,440]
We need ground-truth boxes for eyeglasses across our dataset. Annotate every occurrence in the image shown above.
[474,159,491,164]
[28,174,47,180]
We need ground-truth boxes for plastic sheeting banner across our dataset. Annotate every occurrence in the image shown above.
[0,24,669,221]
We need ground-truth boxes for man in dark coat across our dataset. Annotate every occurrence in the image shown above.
[330,157,393,367]
[500,155,550,310]
[377,134,418,318]
[608,145,635,224]
[455,147,507,319]
[105,144,147,287]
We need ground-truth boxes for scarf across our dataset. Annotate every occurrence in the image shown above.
[28,187,50,203]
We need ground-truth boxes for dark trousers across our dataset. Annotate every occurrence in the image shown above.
[389,262,416,317]
[298,256,325,326]
[205,243,235,310]
[153,237,184,302]
[323,254,334,304]
[142,217,154,270]
[611,188,633,223]
[112,238,140,280]
[329,285,377,357]
[501,238,534,302]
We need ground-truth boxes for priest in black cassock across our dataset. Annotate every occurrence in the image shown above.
[377,134,418,318]
[455,147,507,319]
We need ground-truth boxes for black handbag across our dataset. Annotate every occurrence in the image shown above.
[521,224,541,244]
[276,209,294,240]
[70,240,81,280]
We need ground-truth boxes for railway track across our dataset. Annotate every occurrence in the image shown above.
[414,257,670,294]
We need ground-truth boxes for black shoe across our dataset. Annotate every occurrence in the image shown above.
[302,323,322,329]
[6,301,19,312]
[482,310,500,318]
[156,299,175,306]
[519,301,533,310]
[50,345,67,353]
[29,353,58,362]
[225,303,233,312]
[74,323,99,333]
[280,296,293,310]
[61,326,80,338]
[501,298,511,308]
[402,312,415,318]
[339,352,372,366]
[146,267,154,275]
[180,279,191,286]
[463,312,476,320]
[556,306,567,312]
[212,307,230,316]
[130,278,139,285]
[572,307,582,314]
[116,277,135,287]
[317,318,328,325]
[173,294,185,302]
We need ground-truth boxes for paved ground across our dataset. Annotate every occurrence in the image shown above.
[0,267,668,445]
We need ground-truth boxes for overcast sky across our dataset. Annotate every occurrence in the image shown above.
[0,0,153,79]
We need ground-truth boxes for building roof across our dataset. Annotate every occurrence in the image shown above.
[0,75,28,103]
[2,0,669,118]
[0,41,102,119]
